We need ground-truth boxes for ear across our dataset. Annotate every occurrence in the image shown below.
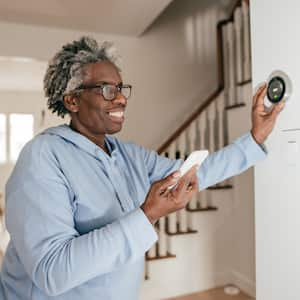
[63,94,80,113]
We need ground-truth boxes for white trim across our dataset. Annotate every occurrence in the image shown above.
[230,270,256,298]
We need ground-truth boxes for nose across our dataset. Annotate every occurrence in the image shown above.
[113,92,127,106]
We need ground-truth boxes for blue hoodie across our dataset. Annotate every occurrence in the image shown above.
[0,125,265,299]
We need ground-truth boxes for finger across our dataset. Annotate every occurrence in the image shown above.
[255,85,267,107]
[253,83,267,106]
[159,187,168,196]
[186,182,196,193]
[270,101,285,119]
[186,184,193,191]
[157,171,181,194]
[183,181,199,207]
[260,111,268,116]
[183,166,198,190]
[174,167,198,198]
[189,173,199,187]
[186,174,199,192]
[186,184,198,197]
[172,180,188,202]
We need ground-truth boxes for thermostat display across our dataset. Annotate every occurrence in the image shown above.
[264,70,292,109]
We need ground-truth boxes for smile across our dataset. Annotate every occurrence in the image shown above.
[107,111,125,123]
[108,111,124,118]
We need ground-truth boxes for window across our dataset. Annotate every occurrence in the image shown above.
[9,114,34,162]
[0,114,6,163]
[0,113,34,163]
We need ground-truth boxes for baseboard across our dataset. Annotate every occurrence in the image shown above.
[214,270,232,287]
[230,270,256,298]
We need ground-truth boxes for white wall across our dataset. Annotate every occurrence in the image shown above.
[251,1,300,299]
[227,83,256,297]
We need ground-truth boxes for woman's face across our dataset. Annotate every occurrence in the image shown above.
[69,61,128,136]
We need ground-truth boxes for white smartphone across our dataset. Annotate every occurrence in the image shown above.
[168,150,209,189]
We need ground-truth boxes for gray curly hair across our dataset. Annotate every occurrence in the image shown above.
[44,36,120,118]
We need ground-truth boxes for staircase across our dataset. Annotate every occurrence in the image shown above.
[141,0,255,299]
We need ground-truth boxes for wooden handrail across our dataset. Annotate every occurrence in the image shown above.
[157,87,222,153]
[157,0,245,154]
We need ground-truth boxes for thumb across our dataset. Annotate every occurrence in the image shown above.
[157,171,181,192]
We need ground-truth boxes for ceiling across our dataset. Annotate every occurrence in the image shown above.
[0,0,174,91]
[0,0,173,36]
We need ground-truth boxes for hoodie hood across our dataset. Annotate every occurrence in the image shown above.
[42,124,117,160]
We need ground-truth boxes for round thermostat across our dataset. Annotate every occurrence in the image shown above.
[267,76,286,103]
[264,70,292,111]
[265,70,292,108]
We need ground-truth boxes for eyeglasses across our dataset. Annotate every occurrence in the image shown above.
[74,83,132,101]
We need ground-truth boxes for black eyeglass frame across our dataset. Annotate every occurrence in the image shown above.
[73,83,132,101]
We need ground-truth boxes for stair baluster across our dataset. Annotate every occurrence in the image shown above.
[217,94,225,149]
[147,239,157,259]
[186,125,198,210]
[227,22,236,107]
[234,6,243,84]
[177,134,189,232]
[167,142,177,235]
[158,217,168,257]
[198,112,209,209]
[242,0,251,81]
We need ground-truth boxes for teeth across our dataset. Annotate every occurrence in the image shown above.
[109,111,124,118]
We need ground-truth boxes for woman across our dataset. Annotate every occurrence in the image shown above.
[0,36,282,299]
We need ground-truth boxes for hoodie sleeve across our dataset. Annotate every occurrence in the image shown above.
[140,132,266,190]
[198,132,267,190]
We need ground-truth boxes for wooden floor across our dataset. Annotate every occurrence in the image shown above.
[164,287,254,300]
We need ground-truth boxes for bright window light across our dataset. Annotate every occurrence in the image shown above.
[9,114,34,162]
[0,114,6,163]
